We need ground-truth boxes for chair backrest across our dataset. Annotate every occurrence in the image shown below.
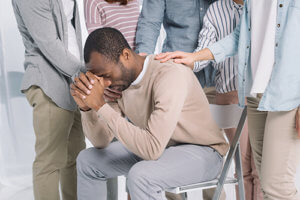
[210,104,248,200]
[209,104,244,129]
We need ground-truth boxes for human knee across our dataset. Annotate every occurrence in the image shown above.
[76,148,108,181]
[127,162,152,188]
[260,173,296,198]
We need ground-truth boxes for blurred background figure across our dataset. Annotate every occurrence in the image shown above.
[84,0,140,50]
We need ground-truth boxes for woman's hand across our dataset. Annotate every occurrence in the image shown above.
[155,51,196,70]
[155,48,215,70]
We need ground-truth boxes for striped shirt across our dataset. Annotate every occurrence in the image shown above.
[193,0,243,93]
[84,0,140,49]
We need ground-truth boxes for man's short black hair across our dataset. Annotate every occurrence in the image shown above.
[84,27,131,63]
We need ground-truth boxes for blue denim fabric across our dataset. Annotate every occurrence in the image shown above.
[209,0,300,111]
[135,0,217,88]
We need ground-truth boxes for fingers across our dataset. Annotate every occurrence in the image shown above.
[74,76,91,95]
[93,75,111,88]
[138,52,148,56]
[160,51,184,63]
[104,89,121,100]
[174,58,185,64]
[86,71,96,84]
[74,72,98,95]
[155,52,171,60]
[79,72,93,89]
[106,87,122,95]
[70,84,76,97]
[70,84,87,100]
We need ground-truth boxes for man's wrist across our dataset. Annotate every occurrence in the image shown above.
[91,101,106,112]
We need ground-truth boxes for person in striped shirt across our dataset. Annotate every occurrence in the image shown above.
[84,0,140,50]
[156,0,263,199]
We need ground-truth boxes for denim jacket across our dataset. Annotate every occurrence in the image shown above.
[135,0,217,88]
[209,0,300,111]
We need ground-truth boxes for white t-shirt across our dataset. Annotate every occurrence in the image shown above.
[132,56,150,85]
[250,0,277,96]
[61,0,81,60]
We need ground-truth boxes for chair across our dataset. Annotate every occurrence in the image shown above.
[165,104,247,200]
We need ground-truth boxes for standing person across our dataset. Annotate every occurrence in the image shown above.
[158,0,263,199]
[135,0,218,101]
[84,0,140,50]
[155,0,300,198]
[12,0,86,199]
[84,0,140,199]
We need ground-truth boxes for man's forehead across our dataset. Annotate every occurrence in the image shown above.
[86,63,104,74]
[86,53,106,72]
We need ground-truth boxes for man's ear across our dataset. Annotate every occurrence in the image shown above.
[121,48,131,61]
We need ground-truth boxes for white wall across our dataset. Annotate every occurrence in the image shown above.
[0,0,35,188]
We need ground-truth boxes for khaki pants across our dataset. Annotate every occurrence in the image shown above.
[247,95,300,200]
[25,86,86,200]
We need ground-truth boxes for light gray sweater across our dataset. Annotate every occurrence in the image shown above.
[12,0,84,111]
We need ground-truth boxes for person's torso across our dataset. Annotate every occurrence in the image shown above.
[208,0,243,93]
[13,0,82,111]
[117,56,229,155]
[162,0,217,53]
[62,0,81,60]
[96,0,140,49]
[249,0,277,96]
[15,0,81,62]
[236,0,300,111]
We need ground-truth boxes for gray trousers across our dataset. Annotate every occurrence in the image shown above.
[77,142,223,200]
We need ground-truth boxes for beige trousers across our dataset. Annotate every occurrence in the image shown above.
[247,95,300,200]
[25,86,86,200]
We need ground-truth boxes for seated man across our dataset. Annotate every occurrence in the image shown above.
[71,27,229,200]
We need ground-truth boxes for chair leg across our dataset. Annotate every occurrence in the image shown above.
[212,181,225,200]
[212,153,233,200]
[235,144,245,200]
[180,192,187,200]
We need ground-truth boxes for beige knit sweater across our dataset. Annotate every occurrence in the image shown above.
[81,55,229,160]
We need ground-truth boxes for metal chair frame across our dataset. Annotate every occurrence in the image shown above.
[165,105,247,200]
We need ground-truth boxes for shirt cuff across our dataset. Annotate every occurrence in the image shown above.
[207,42,226,64]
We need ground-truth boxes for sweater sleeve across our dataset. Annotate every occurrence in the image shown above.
[96,68,188,160]
[81,102,121,148]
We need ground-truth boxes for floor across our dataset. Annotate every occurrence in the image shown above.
[0,173,236,200]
